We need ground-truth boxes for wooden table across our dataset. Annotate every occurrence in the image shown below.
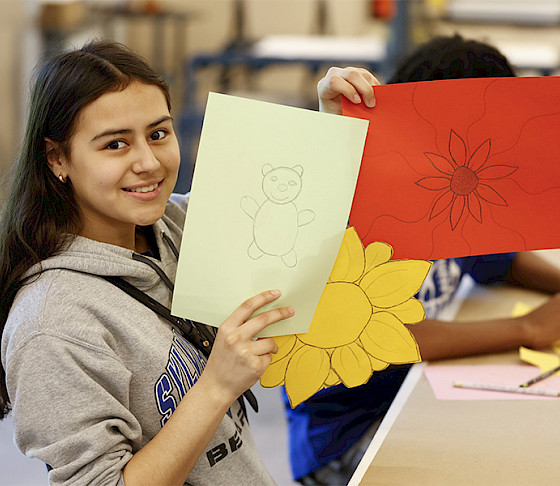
[350,250,560,486]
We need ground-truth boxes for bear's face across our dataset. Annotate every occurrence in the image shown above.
[262,166,303,204]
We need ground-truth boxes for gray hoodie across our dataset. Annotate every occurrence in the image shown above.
[1,194,275,486]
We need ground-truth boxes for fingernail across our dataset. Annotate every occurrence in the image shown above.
[366,98,376,108]
[271,289,281,296]
[353,94,361,103]
[288,307,295,315]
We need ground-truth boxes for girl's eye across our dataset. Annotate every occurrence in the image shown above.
[106,140,126,150]
[150,129,167,141]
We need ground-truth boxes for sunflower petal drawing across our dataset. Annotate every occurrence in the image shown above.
[477,165,518,180]
[450,195,466,230]
[467,192,483,223]
[424,152,455,175]
[416,177,451,191]
[260,227,431,408]
[468,138,491,171]
[477,184,508,206]
[449,129,467,166]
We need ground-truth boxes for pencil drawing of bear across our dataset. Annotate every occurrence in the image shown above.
[241,164,315,267]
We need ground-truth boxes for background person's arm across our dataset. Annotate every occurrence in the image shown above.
[411,251,560,360]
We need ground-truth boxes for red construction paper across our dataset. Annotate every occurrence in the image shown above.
[344,77,560,260]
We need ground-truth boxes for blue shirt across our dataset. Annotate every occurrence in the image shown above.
[283,253,515,480]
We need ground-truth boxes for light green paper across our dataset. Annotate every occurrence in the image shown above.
[172,92,368,337]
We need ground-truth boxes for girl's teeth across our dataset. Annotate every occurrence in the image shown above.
[128,183,158,193]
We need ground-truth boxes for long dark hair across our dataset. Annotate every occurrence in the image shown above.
[0,40,171,419]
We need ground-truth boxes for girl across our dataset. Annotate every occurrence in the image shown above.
[0,40,296,486]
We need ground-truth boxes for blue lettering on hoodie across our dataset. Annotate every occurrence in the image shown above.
[155,331,207,426]
[155,374,176,426]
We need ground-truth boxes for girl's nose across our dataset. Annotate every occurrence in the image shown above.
[131,139,160,173]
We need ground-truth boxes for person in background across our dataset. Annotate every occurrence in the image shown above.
[285,34,560,485]
[0,40,295,486]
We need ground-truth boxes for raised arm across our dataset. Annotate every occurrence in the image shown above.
[505,251,560,295]
[317,66,380,114]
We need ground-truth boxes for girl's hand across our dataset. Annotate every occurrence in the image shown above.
[318,66,380,115]
[201,290,294,405]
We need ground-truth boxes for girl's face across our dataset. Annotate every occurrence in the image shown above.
[53,81,180,249]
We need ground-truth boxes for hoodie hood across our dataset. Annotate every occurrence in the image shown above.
[24,195,188,292]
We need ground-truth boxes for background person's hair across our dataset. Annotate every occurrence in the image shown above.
[0,40,171,419]
[388,34,515,83]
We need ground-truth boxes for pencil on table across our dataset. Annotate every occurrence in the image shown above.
[519,364,560,388]
[453,381,560,397]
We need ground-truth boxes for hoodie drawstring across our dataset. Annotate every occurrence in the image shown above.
[132,252,175,292]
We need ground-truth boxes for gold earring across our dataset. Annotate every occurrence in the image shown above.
[58,174,66,183]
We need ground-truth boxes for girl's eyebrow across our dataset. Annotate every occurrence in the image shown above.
[90,115,174,142]
[147,115,174,129]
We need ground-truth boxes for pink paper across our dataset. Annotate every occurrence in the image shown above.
[424,364,560,400]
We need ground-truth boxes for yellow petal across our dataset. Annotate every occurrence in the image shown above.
[260,355,290,388]
[329,227,365,283]
[261,338,302,387]
[325,368,341,387]
[364,241,393,272]
[360,260,432,308]
[331,342,373,388]
[387,298,426,324]
[360,312,421,364]
[367,352,389,371]
[270,335,297,365]
[285,346,331,408]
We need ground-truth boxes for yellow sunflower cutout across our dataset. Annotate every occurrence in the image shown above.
[260,227,432,408]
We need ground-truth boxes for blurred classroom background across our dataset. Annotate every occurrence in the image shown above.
[1,1,560,485]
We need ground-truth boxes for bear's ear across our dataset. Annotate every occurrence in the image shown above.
[293,165,304,176]
[262,163,273,175]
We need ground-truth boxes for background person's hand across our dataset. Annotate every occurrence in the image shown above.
[317,66,380,115]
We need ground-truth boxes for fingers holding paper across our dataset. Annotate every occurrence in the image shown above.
[318,66,380,115]
[202,290,294,405]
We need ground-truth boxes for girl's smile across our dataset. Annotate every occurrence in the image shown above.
[122,179,164,200]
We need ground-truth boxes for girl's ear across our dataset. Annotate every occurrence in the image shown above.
[44,138,67,178]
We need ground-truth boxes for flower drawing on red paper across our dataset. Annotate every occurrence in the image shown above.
[416,130,518,230]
